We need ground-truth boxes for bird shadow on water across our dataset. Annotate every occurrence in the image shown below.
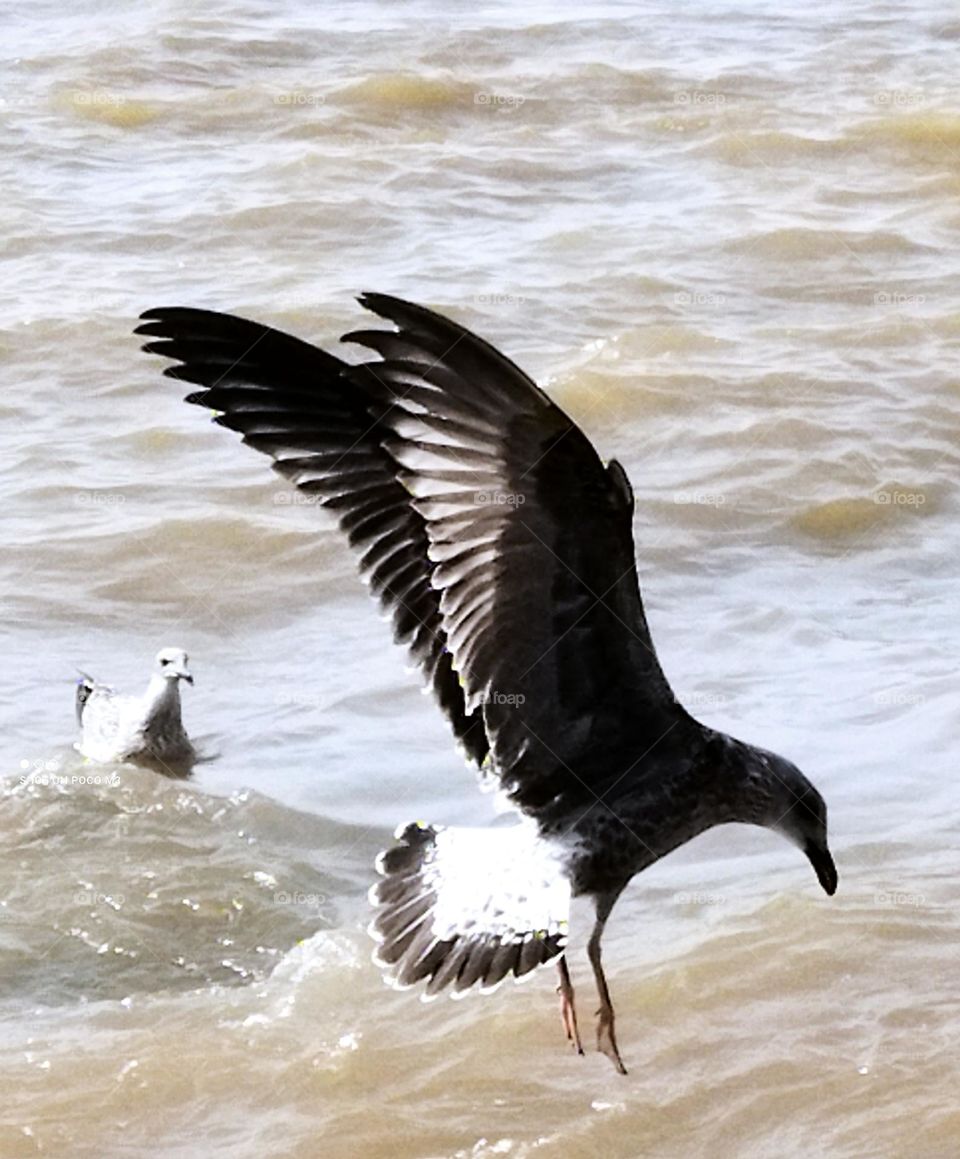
[122,740,222,781]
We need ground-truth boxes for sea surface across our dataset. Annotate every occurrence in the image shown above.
[2,2,959,1156]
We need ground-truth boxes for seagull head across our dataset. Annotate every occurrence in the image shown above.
[155,647,194,686]
[739,744,837,896]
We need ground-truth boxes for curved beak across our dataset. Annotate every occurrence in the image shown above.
[176,666,194,685]
[805,842,838,896]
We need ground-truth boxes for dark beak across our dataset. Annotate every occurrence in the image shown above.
[805,842,838,896]
[182,673,194,686]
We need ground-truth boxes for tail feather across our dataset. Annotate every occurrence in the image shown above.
[368,820,570,998]
[75,672,96,726]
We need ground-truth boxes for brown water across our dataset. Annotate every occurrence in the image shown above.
[2,2,960,1156]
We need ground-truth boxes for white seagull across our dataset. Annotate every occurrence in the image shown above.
[75,647,196,774]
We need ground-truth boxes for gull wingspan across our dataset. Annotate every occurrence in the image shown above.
[138,297,689,820]
[349,294,687,820]
[135,307,488,767]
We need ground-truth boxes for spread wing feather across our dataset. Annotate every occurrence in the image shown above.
[135,307,488,766]
[352,294,688,821]
[138,297,690,821]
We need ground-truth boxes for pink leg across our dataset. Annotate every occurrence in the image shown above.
[588,900,628,1075]
[556,956,585,1056]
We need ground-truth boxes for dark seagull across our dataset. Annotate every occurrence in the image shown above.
[135,294,837,1074]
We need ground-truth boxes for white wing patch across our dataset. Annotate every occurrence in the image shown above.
[76,685,131,761]
[75,673,194,771]
[368,820,571,998]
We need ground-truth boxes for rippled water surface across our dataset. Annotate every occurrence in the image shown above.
[3,2,960,1156]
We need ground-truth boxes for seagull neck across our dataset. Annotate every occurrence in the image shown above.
[144,674,180,719]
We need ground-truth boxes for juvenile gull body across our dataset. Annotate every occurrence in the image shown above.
[137,295,837,1073]
[76,647,196,775]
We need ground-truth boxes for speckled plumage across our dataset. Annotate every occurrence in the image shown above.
[75,647,196,776]
[137,294,837,1072]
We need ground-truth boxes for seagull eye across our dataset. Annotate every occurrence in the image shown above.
[160,658,170,666]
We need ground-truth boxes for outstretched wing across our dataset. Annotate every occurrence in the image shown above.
[347,295,687,819]
[138,296,689,821]
[135,307,488,766]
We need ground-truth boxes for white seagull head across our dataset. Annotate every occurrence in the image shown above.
[154,647,193,685]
